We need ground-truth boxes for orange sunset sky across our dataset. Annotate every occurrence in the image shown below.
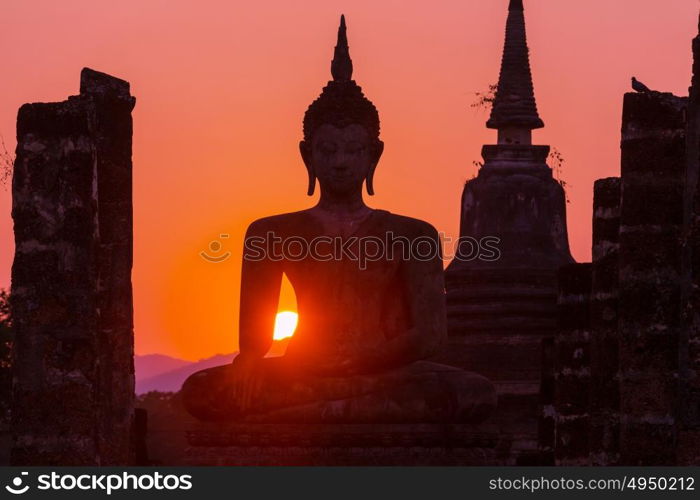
[0,0,698,361]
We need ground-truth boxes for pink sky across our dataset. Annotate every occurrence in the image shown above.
[0,0,697,360]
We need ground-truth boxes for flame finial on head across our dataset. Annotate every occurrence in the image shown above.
[302,14,379,143]
[331,15,353,81]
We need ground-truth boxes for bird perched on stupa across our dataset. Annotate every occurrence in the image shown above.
[632,76,652,93]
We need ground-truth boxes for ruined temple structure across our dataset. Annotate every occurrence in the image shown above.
[542,16,700,466]
[439,0,573,463]
[10,68,136,465]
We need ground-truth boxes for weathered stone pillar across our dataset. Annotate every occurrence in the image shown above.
[680,16,700,465]
[553,263,591,465]
[588,177,621,466]
[10,68,135,465]
[618,91,686,465]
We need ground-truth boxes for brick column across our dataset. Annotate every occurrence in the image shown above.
[553,263,592,465]
[589,177,621,465]
[618,91,686,465]
[537,336,555,465]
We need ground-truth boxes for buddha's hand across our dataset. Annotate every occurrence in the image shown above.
[228,353,263,413]
[326,333,384,376]
[320,349,373,377]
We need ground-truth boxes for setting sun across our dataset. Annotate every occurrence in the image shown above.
[273,311,298,340]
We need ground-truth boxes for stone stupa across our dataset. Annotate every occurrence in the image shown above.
[440,0,574,464]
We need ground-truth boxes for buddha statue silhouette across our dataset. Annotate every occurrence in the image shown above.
[182,16,496,423]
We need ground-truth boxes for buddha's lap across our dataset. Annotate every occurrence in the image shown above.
[182,358,496,422]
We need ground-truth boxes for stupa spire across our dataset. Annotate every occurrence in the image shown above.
[487,0,544,142]
[331,14,353,81]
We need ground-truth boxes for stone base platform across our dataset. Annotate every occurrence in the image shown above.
[185,423,502,466]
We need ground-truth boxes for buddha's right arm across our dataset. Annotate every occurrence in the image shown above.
[238,218,284,359]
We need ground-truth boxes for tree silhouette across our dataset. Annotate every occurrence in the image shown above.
[548,147,570,204]
[471,84,498,111]
[0,136,13,188]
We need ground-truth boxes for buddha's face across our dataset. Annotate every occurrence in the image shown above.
[301,123,383,196]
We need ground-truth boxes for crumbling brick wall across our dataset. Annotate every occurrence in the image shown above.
[543,90,696,465]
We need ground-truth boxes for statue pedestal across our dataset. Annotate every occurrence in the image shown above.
[184,423,502,465]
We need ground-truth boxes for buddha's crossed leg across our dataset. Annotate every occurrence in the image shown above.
[182,358,496,424]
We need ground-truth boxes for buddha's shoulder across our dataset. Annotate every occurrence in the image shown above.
[378,211,439,238]
[245,209,439,238]
[244,209,315,235]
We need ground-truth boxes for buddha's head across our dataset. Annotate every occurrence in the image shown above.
[300,15,384,197]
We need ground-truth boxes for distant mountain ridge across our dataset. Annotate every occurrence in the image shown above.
[135,353,236,394]
[134,354,190,381]
[135,339,289,394]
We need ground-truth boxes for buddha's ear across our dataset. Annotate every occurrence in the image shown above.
[366,165,376,196]
[300,140,316,196]
[373,139,385,164]
[366,140,384,196]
